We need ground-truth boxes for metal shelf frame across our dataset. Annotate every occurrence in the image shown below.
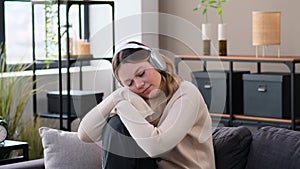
[32,0,115,131]
[175,55,300,130]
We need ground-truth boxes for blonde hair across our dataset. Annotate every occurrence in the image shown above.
[112,41,182,101]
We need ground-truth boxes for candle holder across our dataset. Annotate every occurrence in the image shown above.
[218,23,227,56]
[202,23,211,56]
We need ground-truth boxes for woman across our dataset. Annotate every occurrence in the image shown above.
[78,41,215,169]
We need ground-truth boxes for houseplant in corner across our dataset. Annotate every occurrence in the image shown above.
[0,46,43,159]
[194,0,217,55]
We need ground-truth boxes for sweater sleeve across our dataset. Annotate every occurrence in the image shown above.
[116,84,202,157]
[78,87,153,142]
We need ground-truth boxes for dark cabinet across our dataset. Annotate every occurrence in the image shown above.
[47,90,103,119]
[192,71,248,114]
[243,73,300,119]
[175,55,300,130]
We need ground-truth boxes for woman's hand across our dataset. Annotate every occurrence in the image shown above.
[112,87,153,118]
[78,87,153,143]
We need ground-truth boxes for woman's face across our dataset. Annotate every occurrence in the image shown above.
[117,61,162,98]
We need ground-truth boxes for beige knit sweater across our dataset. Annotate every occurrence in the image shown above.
[78,81,215,169]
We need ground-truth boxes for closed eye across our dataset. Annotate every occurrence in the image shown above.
[137,71,145,77]
[127,80,133,87]
[126,71,144,87]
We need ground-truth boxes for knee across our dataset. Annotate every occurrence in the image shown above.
[105,115,130,137]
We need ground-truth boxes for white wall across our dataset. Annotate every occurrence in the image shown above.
[219,0,299,56]
[141,0,159,48]
[159,0,300,56]
[159,0,300,79]
[90,0,143,58]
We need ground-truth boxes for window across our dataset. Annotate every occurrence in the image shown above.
[3,1,80,65]
[1,0,141,66]
[5,1,32,64]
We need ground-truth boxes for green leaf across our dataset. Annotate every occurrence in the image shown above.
[193,4,201,11]
[218,6,222,15]
[202,8,207,15]
[209,0,217,4]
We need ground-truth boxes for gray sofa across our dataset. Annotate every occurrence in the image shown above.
[1,126,300,169]
[0,159,44,169]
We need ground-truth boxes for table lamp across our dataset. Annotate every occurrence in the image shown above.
[252,11,281,57]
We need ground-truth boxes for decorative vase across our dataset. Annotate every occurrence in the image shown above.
[202,23,211,56]
[218,23,227,56]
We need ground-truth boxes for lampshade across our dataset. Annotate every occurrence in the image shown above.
[252,11,281,46]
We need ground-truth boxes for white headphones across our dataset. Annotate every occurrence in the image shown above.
[115,43,167,71]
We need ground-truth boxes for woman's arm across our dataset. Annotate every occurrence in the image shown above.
[115,83,206,157]
[78,87,152,142]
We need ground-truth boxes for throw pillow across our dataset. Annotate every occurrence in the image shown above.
[213,126,252,169]
[39,127,102,169]
[245,126,300,169]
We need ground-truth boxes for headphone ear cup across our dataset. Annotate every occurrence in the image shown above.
[149,49,167,71]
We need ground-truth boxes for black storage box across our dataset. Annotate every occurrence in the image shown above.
[192,71,249,114]
[243,73,300,119]
[47,90,103,119]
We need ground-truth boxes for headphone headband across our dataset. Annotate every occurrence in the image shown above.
[115,42,167,72]
[115,43,151,55]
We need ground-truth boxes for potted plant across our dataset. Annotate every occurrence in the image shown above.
[0,46,43,159]
[216,0,228,56]
[18,117,44,160]
[194,0,217,55]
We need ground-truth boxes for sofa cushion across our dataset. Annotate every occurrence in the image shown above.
[245,126,300,169]
[213,126,252,169]
[39,127,102,169]
[0,158,44,169]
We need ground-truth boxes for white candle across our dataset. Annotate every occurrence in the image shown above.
[218,23,227,41]
[202,23,211,40]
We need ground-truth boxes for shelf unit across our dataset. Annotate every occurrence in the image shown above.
[175,55,300,130]
[32,0,115,131]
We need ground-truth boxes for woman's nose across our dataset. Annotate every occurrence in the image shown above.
[135,79,145,89]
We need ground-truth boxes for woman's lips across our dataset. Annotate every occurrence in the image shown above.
[142,85,152,95]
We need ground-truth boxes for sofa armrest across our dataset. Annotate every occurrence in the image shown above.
[0,158,44,169]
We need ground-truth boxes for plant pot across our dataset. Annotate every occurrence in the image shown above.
[202,23,211,56]
[218,23,227,56]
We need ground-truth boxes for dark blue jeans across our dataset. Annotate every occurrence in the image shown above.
[102,115,157,169]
